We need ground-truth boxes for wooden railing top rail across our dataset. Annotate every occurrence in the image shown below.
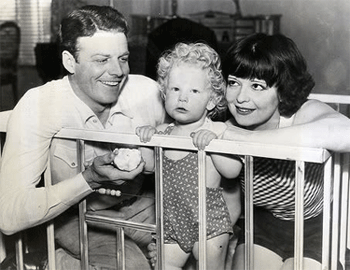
[55,127,331,163]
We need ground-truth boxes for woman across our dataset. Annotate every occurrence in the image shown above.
[221,33,350,270]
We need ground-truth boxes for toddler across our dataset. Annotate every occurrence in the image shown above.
[136,42,242,270]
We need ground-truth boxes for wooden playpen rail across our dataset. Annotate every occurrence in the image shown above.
[0,93,349,270]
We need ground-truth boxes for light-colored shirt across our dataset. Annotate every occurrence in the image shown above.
[0,75,166,235]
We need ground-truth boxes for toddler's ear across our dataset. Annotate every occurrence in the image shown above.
[206,95,220,111]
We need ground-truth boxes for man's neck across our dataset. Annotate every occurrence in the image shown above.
[95,106,111,126]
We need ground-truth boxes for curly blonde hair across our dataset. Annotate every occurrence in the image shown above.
[157,42,226,119]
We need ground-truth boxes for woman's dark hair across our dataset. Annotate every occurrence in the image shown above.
[222,33,315,117]
[59,5,129,60]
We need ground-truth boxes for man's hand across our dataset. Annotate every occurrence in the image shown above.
[191,129,217,150]
[82,151,145,189]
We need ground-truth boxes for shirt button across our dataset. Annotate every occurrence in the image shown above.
[71,162,76,166]
[93,119,97,123]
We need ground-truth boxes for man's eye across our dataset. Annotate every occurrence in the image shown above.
[120,56,129,62]
[192,89,199,94]
[95,58,108,63]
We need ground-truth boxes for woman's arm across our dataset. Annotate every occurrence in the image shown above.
[223,99,350,152]
[211,153,243,179]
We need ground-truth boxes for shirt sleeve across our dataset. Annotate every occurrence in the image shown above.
[0,88,92,235]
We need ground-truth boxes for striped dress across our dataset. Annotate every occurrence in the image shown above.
[239,115,324,221]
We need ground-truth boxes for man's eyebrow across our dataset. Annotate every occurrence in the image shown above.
[91,52,130,57]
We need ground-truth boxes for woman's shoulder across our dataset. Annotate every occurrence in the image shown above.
[293,98,340,124]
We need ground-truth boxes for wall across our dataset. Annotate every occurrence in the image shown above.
[124,0,350,95]
[238,0,350,95]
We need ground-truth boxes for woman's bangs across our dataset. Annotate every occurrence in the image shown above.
[232,54,277,86]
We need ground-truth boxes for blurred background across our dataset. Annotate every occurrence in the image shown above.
[0,0,349,111]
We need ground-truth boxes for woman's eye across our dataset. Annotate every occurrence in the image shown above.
[227,80,239,87]
[252,83,266,91]
[192,89,199,94]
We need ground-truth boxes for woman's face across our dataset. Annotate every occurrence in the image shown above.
[226,75,280,130]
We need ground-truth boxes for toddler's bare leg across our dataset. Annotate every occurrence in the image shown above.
[164,243,190,270]
[193,233,230,270]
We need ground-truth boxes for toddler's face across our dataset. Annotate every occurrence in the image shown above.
[164,63,215,125]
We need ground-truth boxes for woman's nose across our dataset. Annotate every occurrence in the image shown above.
[236,86,250,103]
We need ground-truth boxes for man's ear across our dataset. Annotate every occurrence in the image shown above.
[62,50,76,74]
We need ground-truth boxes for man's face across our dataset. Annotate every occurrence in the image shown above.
[69,31,130,111]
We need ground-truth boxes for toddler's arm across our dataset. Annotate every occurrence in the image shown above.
[135,125,158,173]
[192,129,243,179]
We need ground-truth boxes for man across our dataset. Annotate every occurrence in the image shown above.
[0,5,166,270]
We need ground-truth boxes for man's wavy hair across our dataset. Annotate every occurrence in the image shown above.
[222,33,315,117]
[157,42,226,119]
[59,5,129,61]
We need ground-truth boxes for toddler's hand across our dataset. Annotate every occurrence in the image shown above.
[147,241,157,268]
[191,129,217,150]
[135,125,158,143]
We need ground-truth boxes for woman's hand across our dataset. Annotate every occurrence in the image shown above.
[191,129,218,150]
[136,125,158,143]
[82,151,145,189]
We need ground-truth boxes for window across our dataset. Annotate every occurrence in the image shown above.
[0,0,51,65]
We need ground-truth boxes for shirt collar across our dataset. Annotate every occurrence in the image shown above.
[65,76,134,124]
[110,94,135,119]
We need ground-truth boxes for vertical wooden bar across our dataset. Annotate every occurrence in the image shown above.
[322,156,333,269]
[339,153,349,269]
[0,232,5,263]
[77,139,89,270]
[15,232,24,270]
[46,222,56,270]
[245,155,254,270]
[331,153,341,270]
[155,147,165,270]
[116,227,125,270]
[198,150,207,269]
[44,155,56,270]
[294,161,305,270]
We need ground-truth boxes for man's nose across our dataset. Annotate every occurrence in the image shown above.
[109,59,124,76]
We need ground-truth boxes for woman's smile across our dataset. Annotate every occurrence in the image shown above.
[235,105,256,115]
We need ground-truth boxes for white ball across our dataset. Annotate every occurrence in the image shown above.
[113,148,142,171]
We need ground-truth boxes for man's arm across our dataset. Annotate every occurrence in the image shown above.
[0,90,145,235]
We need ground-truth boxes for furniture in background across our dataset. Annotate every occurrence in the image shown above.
[145,17,218,80]
[130,12,281,76]
[0,21,20,103]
